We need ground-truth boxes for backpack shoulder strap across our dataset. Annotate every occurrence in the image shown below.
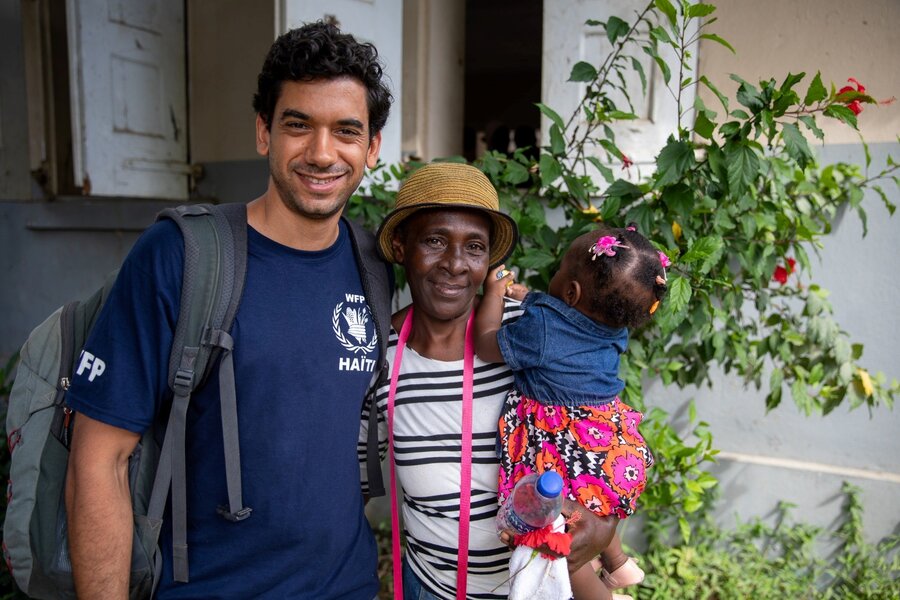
[147,203,249,583]
[345,216,392,498]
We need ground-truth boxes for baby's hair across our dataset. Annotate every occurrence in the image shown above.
[566,224,667,329]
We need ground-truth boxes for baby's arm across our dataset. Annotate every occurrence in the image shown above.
[474,265,514,363]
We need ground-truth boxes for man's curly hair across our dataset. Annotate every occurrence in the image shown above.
[253,21,392,137]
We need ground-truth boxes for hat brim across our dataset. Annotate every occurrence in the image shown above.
[376,203,518,269]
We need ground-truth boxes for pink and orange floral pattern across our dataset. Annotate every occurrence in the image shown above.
[498,390,653,519]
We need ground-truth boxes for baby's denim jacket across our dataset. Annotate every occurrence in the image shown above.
[496,292,628,406]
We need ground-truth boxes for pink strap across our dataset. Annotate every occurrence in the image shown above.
[388,309,413,600]
[456,313,475,599]
[388,308,475,600]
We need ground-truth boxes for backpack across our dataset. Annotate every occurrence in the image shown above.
[2,203,391,599]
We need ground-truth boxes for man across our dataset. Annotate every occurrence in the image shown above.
[65,22,392,599]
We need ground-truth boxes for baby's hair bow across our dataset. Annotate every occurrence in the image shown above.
[589,235,629,260]
[657,251,670,285]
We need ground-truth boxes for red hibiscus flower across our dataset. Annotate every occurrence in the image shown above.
[839,78,866,115]
[621,153,633,169]
[772,258,797,285]
[772,266,788,284]
[514,526,572,559]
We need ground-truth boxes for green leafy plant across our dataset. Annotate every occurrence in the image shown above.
[350,0,898,580]
[634,484,899,599]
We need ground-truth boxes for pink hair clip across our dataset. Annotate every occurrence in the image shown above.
[589,235,629,260]
[657,251,670,284]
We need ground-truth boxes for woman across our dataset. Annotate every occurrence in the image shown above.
[361,162,616,599]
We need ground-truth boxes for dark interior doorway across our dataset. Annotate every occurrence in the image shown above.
[463,0,543,162]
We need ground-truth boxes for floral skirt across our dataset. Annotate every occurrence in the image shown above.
[497,389,653,519]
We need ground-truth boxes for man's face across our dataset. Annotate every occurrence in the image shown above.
[256,77,382,221]
[392,209,492,322]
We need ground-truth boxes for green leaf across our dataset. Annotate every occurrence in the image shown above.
[608,110,639,120]
[687,3,717,18]
[586,156,615,184]
[549,124,566,156]
[569,61,598,83]
[678,517,691,543]
[723,142,760,195]
[824,104,858,129]
[779,71,805,93]
[631,57,647,96]
[681,236,724,273]
[517,249,557,270]
[799,115,824,141]
[661,183,694,217]
[650,26,673,45]
[781,122,814,169]
[736,82,765,111]
[539,154,562,187]
[605,178,643,200]
[700,75,729,111]
[564,175,588,203]
[694,111,715,139]
[605,16,629,45]
[804,72,827,105]
[699,33,735,53]
[642,45,671,85]
[667,275,692,314]
[655,139,696,188]
[655,0,677,28]
[502,160,530,185]
[535,102,565,131]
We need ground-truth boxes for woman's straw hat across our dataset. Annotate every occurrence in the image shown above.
[376,162,518,267]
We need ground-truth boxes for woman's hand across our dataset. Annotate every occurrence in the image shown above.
[497,499,617,574]
[561,499,617,574]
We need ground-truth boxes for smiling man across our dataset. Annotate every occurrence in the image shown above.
[65,22,393,599]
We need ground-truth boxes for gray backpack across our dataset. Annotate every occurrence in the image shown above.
[3,203,250,598]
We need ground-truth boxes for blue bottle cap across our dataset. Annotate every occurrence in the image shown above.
[536,471,563,498]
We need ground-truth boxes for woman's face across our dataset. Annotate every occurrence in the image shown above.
[392,208,492,322]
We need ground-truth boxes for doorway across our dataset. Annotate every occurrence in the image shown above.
[463,0,543,162]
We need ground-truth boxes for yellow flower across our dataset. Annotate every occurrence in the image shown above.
[581,205,602,222]
[856,368,874,397]
[672,221,683,241]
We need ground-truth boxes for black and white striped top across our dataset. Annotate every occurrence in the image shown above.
[360,301,522,599]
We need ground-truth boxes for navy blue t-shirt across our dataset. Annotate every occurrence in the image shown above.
[66,218,381,599]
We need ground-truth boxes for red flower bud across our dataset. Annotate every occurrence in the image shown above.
[847,100,863,116]
[620,153,633,169]
[772,265,788,285]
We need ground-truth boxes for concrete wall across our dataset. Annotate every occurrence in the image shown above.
[698,0,900,144]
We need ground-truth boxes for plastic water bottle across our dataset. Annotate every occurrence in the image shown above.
[496,471,564,534]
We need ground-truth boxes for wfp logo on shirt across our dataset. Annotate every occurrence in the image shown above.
[75,350,106,382]
[332,294,378,373]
